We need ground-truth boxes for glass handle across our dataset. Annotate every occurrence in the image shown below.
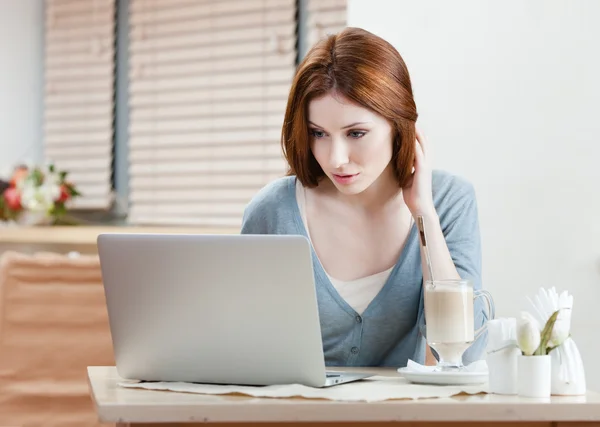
[474,289,495,340]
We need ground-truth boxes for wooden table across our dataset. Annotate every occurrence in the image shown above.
[0,225,239,255]
[87,366,600,427]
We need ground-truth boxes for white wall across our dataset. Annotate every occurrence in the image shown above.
[349,0,600,389]
[0,0,43,178]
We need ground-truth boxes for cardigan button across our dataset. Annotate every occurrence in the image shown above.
[355,316,362,323]
[351,347,359,354]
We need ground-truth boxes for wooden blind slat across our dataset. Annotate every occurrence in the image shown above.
[126,214,243,228]
[130,0,222,14]
[45,92,113,107]
[64,170,112,186]
[46,36,114,56]
[130,69,294,93]
[71,196,114,210]
[131,173,285,190]
[130,23,294,53]
[130,99,287,120]
[129,144,282,162]
[131,158,286,176]
[307,0,347,12]
[45,105,113,120]
[129,114,284,134]
[46,51,114,69]
[46,78,113,95]
[46,145,113,159]
[47,0,113,15]
[46,64,113,81]
[130,84,290,106]
[45,157,112,172]
[131,188,260,204]
[131,203,249,216]
[130,0,294,25]
[45,117,112,133]
[129,38,295,66]
[46,7,114,30]
[129,129,282,148]
[129,9,294,40]
[130,53,296,81]
[45,131,112,146]
[66,184,113,197]
[46,24,114,41]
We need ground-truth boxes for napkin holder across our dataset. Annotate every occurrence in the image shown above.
[486,318,519,395]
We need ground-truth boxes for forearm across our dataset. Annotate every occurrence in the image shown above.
[417,209,461,282]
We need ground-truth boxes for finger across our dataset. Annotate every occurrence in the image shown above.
[415,127,427,156]
[403,172,414,190]
[414,138,424,166]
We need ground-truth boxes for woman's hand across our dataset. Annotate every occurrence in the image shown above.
[402,127,435,217]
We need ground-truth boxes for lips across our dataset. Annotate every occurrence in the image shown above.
[332,173,360,184]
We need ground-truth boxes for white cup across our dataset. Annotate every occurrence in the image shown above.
[517,354,551,398]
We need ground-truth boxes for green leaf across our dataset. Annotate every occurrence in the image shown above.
[51,202,67,218]
[59,171,68,181]
[536,309,560,356]
[68,185,82,197]
[31,169,44,186]
[49,164,55,173]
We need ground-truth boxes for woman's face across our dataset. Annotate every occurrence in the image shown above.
[308,92,394,195]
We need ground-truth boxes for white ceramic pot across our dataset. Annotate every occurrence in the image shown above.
[518,354,551,398]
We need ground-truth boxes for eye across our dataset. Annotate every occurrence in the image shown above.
[310,129,327,139]
[348,130,367,139]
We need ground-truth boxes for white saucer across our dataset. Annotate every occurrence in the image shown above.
[398,368,488,385]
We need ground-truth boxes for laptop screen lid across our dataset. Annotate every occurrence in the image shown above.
[97,233,328,387]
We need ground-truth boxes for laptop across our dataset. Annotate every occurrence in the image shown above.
[97,233,372,388]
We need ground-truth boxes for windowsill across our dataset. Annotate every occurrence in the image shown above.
[0,225,240,245]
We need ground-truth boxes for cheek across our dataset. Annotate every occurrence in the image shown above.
[310,141,326,163]
[357,138,393,165]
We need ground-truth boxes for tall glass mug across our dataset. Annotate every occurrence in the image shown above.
[423,279,495,371]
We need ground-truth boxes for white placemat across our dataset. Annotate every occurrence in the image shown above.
[118,375,488,402]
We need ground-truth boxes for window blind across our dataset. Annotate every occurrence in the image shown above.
[127,0,296,227]
[43,0,116,210]
[306,0,347,48]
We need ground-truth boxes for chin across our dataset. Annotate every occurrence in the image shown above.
[330,178,373,195]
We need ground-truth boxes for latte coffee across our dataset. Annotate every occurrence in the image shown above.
[425,284,474,344]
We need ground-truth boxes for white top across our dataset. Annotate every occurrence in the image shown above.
[295,180,392,314]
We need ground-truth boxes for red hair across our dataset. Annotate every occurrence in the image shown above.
[281,27,418,188]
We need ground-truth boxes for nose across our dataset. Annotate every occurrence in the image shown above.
[327,138,350,169]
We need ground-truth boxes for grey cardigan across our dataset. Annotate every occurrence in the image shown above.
[240,170,488,368]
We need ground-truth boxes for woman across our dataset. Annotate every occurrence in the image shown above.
[241,27,487,368]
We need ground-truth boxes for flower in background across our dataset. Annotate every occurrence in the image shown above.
[0,163,81,225]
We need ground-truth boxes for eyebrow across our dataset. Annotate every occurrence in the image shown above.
[308,121,371,130]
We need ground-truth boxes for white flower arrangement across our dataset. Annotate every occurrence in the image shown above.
[516,288,571,356]
[0,163,81,224]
